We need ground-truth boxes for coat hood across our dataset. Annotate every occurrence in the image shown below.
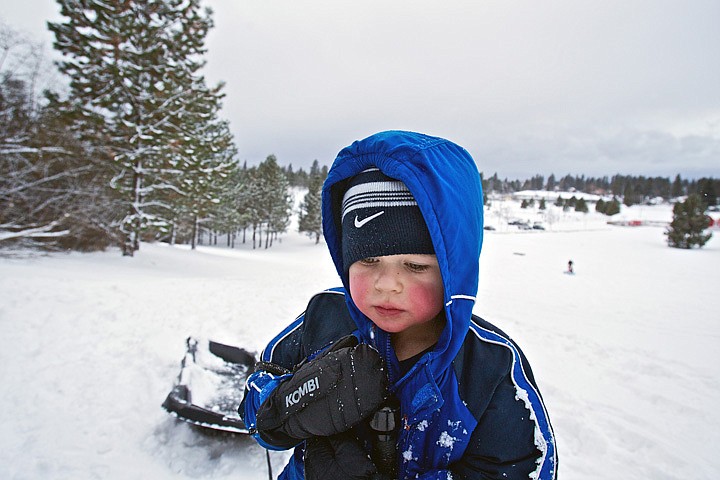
[322,131,484,383]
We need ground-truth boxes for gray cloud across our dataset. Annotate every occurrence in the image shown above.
[3,0,718,178]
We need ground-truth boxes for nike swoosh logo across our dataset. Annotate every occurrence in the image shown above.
[354,211,385,228]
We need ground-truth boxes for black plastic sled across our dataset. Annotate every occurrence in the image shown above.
[162,337,257,433]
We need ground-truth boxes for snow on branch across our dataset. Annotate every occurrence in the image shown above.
[0,221,69,242]
[1,165,93,196]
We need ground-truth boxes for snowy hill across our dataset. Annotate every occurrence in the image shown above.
[1,202,719,479]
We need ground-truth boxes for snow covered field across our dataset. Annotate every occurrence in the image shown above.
[1,201,719,479]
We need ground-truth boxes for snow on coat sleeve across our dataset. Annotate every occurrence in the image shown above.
[414,469,455,480]
[452,319,557,479]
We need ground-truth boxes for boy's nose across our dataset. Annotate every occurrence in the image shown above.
[374,266,402,293]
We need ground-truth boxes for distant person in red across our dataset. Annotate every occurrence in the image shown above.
[567,260,574,274]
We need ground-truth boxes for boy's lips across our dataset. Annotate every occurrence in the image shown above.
[373,305,404,316]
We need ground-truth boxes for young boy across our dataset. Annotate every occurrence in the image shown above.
[241,131,557,479]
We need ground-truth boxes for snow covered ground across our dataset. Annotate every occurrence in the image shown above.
[1,200,719,479]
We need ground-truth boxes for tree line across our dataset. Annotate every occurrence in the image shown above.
[1,3,715,255]
[482,173,718,206]
[0,4,328,255]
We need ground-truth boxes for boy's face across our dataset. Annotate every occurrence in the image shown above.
[348,254,444,334]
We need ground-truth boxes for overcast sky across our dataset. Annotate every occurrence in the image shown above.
[2,0,718,179]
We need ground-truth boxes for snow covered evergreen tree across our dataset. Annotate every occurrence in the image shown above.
[206,162,246,247]
[226,156,292,249]
[234,165,263,248]
[665,194,712,249]
[298,160,323,244]
[164,86,237,249]
[255,155,292,249]
[49,0,231,256]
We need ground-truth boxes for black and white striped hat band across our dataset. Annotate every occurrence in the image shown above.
[341,179,418,221]
[340,168,434,269]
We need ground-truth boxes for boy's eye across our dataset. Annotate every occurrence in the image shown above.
[358,257,379,265]
[405,262,429,273]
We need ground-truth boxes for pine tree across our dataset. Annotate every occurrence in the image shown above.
[623,183,638,207]
[49,0,222,256]
[253,155,292,249]
[604,198,621,216]
[671,174,684,198]
[575,198,589,213]
[206,162,248,247]
[167,88,237,250]
[234,165,262,249]
[546,174,556,191]
[696,178,718,207]
[665,194,712,249]
[595,198,606,214]
[298,160,324,244]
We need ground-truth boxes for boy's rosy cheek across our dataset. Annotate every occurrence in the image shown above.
[349,273,370,301]
[407,283,443,316]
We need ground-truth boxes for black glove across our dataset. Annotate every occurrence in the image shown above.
[304,432,390,480]
[255,336,388,447]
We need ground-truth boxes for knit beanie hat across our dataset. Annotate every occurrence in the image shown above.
[341,168,434,270]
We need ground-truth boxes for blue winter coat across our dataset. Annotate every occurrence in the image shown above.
[243,131,557,479]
